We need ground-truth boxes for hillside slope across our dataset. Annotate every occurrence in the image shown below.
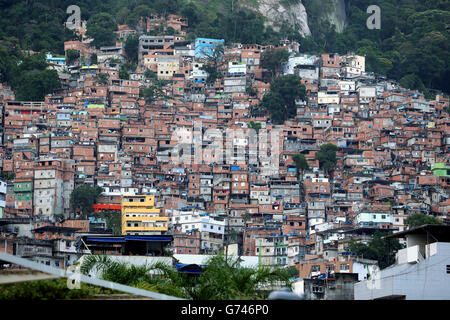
[0,0,449,95]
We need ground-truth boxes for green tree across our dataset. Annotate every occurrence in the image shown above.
[80,254,292,300]
[0,279,117,300]
[124,35,139,64]
[90,53,98,65]
[262,75,306,124]
[261,48,290,78]
[248,121,262,133]
[116,7,131,25]
[107,58,121,66]
[125,5,153,27]
[181,2,199,26]
[141,80,169,103]
[261,92,284,124]
[71,184,104,219]
[119,66,130,80]
[293,153,309,177]
[0,171,15,181]
[315,143,338,174]
[15,69,61,101]
[200,45,224,85]
[6,53,60,101]
[66,49,80,63]
[96,211,122,235]
[144,69,156,80]
[95,73,109,85]
[399,74,428,95]
[405,213,443,228]
[246,82,257,97]
[86,13,117,48]
[349,231,403,270]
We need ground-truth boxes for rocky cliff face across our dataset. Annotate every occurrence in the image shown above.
[244,0,346,37]
[251,0,311,37]
[327,0,347,33]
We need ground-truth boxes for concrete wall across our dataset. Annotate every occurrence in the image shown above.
[355,242,450,299]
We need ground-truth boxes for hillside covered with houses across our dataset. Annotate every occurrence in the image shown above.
[0,9,449,300]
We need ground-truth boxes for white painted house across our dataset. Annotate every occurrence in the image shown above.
[355,225,450,300]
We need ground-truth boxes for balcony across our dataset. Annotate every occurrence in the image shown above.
[123,208,160,214]
[124,226,168,232]
[123,216,168,222]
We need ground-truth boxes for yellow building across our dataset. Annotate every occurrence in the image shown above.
[157,56,180,80]
[121,195,168,235]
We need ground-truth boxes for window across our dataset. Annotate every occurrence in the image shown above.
[340,263,350,271]
[311,265,320,272]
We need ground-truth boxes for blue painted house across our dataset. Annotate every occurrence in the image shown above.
[195,38,225,59]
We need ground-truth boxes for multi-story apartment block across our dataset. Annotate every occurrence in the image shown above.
[33,158,74,217]
[121,195,168,235]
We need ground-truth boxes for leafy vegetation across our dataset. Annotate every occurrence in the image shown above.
[315,143,338,174]
[70,184,104,219]
[66,49,80,63]
[348,230,403,269]
[261,74,306,124]
[0,278,117,300]
[86,12,118,48]
[92,211,122,235]
[404,213,443,228]
[81,254,293,299]
[0,171,15,181]
[124,34,139,64]
[94,73,109,85]
[261,48,290,78]
[199,45,224,85]
[0,0,449,104]
[248,121,262,133]
[0,50,61,101]
[301,0,450,95]
[293,153,309,175]
[140,79,169,103]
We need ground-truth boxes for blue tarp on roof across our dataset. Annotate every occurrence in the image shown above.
[125,235,172,242]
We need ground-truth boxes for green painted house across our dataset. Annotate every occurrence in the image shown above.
[432,163,450,178]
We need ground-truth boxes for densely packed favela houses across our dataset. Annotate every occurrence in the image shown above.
[0,13,449,299]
